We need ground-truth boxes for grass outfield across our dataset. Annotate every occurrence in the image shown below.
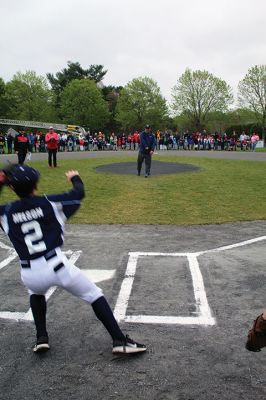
[1,155,266,225]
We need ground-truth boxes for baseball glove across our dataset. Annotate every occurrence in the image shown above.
[0,162,18,192]
[246,314,266,352]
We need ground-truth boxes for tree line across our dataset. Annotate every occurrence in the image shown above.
[0,61,265,139]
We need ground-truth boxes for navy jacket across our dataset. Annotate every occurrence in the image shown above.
[139,131,156,154]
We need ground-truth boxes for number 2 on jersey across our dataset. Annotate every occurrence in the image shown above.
[21,221,47,255]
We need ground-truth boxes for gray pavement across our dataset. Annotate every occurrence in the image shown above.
[1,222,266,400]
[0,150,266,400]
[1,148,266,163]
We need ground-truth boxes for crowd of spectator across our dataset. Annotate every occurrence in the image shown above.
[0,129,262,154]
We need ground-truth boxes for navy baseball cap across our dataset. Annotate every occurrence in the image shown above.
[7,165,40,197]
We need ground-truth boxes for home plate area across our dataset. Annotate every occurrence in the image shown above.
[1,234,266,326]
[1,224,266,400]
[114,251,215,326]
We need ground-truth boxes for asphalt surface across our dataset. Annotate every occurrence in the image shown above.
[0,150,266,400]
[1,148,266,163]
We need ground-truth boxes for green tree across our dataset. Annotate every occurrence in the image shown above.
[115,77,168,131]
[47,61,107,120]
[47,61,107,94]
[102,85,123,132]
[0,77,8,118]
[228,108,259,129]
[102,85,123,112]
[0,78,4,96]
[204,111,228,133]
[173,113,195,132]
[4,71,53,121]
[238,65,266,140]
[60,79,110,130]
[172,69,233,130]
[88,65,107,83]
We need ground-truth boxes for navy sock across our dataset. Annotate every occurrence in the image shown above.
[30,294,48,339]
[92,296,125,341]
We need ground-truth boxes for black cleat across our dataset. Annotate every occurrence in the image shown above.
[113,335,147,354]
[33,336,50,353]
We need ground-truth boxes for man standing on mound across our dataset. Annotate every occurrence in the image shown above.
[137,125,156,178]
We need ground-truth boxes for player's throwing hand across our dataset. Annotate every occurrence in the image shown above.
[65,170,80,182]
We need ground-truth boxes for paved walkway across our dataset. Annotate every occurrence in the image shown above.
[1,149,266,163]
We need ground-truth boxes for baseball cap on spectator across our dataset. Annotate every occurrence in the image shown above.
[145,124,151,129]
[49,126,53,129]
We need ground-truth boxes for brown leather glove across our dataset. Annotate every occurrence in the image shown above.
[246,314,266,352]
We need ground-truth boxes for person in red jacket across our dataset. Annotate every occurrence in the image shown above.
[14,131,30,164]
[45,127,59,168]
[132,131,140,150]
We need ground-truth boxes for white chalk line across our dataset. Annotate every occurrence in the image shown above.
[0,247,117,322]
[1,235,266,324]
[114,252,216,326]
[0,250,82,322]
[114,235,266,326]
[0,241,17,271]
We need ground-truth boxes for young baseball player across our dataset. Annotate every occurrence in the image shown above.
[0,164,146,354]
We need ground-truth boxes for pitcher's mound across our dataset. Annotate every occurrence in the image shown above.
[96,161,200,176]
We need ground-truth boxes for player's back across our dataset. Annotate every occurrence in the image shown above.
[3,195,66,261]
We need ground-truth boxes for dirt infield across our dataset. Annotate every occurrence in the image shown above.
[0,151,266,400]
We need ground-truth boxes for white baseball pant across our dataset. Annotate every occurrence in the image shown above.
[20,247,103,304]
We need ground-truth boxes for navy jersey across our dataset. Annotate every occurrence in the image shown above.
[0,176,84,260]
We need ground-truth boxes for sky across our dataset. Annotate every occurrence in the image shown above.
[1,0,265,103]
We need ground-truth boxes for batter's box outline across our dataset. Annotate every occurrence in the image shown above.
[114,236,266,326]
[114,252,215,326]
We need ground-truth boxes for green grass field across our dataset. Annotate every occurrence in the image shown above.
[1,155,266,225]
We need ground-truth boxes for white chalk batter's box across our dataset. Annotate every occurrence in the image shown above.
[2,235,266,325]
[114,235,266,326]
[113,252,216,326]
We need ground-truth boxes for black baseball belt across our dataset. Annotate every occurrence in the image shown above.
[20,249,64,272]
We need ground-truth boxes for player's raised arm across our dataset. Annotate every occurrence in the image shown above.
[65,170,85,199]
